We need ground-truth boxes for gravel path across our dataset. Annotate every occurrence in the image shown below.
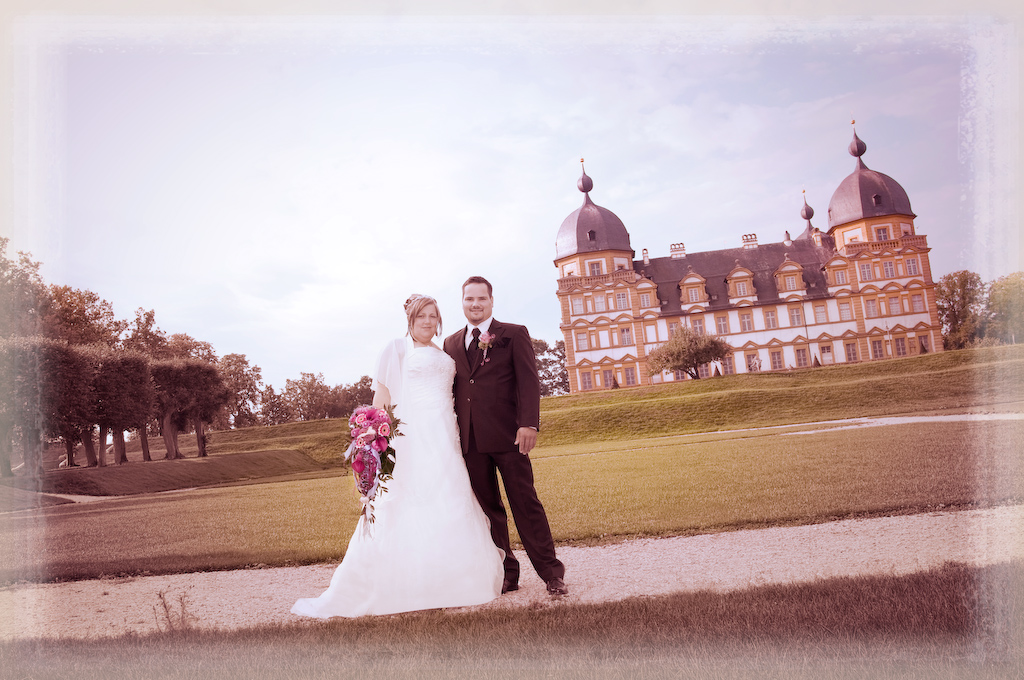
[2,503,1021,641]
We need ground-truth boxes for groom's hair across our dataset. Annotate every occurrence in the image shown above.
[462,276,492,297]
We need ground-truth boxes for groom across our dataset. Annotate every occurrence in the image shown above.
[443,276,567,597]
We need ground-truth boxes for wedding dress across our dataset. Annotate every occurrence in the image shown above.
[291,338,504,618]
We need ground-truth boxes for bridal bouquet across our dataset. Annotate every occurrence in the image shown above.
[344,405,400,526]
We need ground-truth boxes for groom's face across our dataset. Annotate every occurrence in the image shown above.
[462,283,493,326]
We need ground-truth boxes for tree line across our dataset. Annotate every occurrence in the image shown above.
[935,270,1024,349]
[0,238,569,476]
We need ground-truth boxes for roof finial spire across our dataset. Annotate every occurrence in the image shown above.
[577,158,594,193]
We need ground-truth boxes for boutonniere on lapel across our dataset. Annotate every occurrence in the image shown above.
[478,331,495,365]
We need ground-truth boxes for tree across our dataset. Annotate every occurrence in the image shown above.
[150,359,230,458]
[218,353,264,428]
[87,348,155,465]
[259,385,295,426]
[936,270,986,349]
[0,238,47,339]
[532,338,569,396]
[646,326,733,380]
[330,376,374,418]
[40,285,126,347]
[121,308,170,358]
[167,333,218,363]
[986,272,1024,344]
[284,372,334,421]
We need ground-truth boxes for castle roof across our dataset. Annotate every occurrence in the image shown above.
[827,130,915,229]
[555,166,633,261]
[637,236,837,316]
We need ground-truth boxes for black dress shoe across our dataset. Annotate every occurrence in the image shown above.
[502,578,519,594]
[545,577,568,596]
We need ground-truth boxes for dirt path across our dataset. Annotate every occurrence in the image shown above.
[2,503,1021,641]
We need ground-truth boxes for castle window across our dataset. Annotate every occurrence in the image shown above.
[589,262,602,276]
[616,292,628,310]
[620,327,633,345]
[587,230,597,242]
[845,343,859,362]
[580,372,593,390]
[624,367,637,386]
[882,261,895,278]
[875,226,889,240]
[873,195,883,208]
[572,298,584,315]
[721,356,735,375]
[894,337,908,357]
[864,299,879,318]
[673,369,685,381]
[785,275,797,291]
[859,263,873,281]
[919,336,930,353]
[911,294,925,312]
[603,369,614,387]
[788,307,803,326]
[691,318,704,335]
[668,322,679,338]
[888,297,902,315]
[698,363,710,379]
[839,301,852,321]
[770,350,783,370]
[688,287,700,303]
[594,296,606,312]
[871,339,885,359]
[814,305,827,323]
[834,269,848,285]
[795,348,808,368]
[640,293,651,308]
[716,316,729,335]
[764,309,778,329]
[576,332,589,351]
[740,313,753,332]
[736,281,748,296]
[906,258,920,276]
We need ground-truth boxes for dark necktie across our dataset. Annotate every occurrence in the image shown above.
[467,327,482,367]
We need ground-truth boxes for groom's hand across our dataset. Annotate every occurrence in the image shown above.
[514,427,537,455]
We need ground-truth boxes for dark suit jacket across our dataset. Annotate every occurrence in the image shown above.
[443,320,541,455]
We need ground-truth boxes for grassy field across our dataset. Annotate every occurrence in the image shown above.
[1,562,1020,679]
[1,346,1022,677]
[2,418,1020,584]
[25,343,1019,469]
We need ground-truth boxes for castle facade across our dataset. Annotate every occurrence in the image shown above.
[554,130,943,393]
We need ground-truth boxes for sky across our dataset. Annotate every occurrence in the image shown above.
[6,13,1019,389]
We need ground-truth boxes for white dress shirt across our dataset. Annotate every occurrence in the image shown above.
[464,317,494,350]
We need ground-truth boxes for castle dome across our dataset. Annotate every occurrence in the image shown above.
[555,165,633,261]
[827,130,915,229]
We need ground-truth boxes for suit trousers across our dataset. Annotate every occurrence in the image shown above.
[463,427,565,584]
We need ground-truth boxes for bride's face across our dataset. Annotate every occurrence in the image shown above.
[410,304,440,344]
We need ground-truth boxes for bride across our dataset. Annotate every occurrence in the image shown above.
[291,294,505,618]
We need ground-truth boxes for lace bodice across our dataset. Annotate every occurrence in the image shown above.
[403,346,456,416]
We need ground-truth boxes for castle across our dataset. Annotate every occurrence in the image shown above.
[554,129,943,393]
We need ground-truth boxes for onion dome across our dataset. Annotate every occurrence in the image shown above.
[827,130,915,229]
[555,163,633,260]
[796,192,815,240]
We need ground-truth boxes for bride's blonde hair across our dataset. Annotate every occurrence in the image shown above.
[404,294,442,337]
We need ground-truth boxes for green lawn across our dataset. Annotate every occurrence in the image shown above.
[2,418,1020,584]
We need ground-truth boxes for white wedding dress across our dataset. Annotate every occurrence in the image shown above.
[291,340,504,618]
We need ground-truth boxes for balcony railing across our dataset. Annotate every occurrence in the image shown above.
[842,234,928,256]
[558,268,639,291]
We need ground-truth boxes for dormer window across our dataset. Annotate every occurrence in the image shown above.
[736,281,748,296]
[587,230,597,241]
[872,194,882,206]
